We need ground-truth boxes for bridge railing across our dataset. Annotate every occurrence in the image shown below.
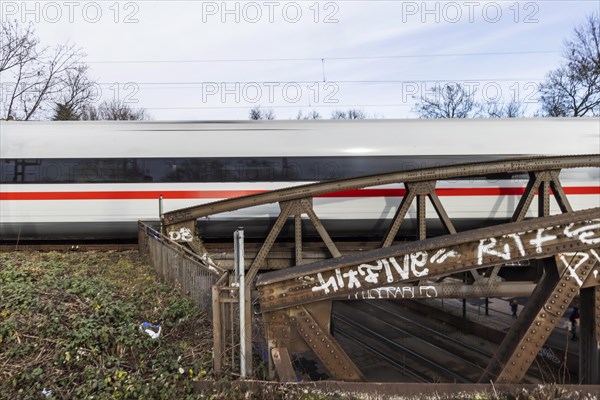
[138,221,226,314]
[138,221,240,374]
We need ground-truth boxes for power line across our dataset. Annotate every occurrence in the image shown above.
[86,50,559,64]
[96,78,544,86]
[135,104,416,110]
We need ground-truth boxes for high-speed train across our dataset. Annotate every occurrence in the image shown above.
[1,118,599,240]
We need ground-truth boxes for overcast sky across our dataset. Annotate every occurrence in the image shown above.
[2,0,598,120]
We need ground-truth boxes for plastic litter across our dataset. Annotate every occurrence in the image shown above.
[41,388,53,398]
[139,322,161,339]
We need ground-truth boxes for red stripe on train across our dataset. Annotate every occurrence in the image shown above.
[1,187,599,201]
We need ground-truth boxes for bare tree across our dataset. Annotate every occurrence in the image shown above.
[413,83,477,118]
[0,21,38,74]
[331,108,366,119]
[248,105,275,120]
[540,14,600,117]
[296,110,322,119]
[481,97,526,118]
[81,99,149,121]
[1,20,91,120]
[52,65,97,120]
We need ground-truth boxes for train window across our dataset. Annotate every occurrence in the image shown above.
[0,156,507,184]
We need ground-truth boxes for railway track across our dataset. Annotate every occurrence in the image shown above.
[333,301,476,383]
[367,300,571,383]
[333,300,572,384]
[334,328,430,383]
[397,298,579,381]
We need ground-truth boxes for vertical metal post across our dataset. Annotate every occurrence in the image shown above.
[485,298,489,316]
[234,228,247,378]
[158,195,163,231]
[212,285,222,375]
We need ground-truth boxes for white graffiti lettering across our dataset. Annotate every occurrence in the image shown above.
[358,261,383,284]
[168,227,193,242]
[558,252,589,287]
[431,248,458,263]
[530,228,557,254]
[478,237,512,265]
[351,285,439,300]
[390,257,410,280]
[312,250,452,294]
[311,221,599,296]
[410,251,429,277]
[506,233,526,256]
[314,272,338,294]
[342,269,361,289]
[564,219,600,245]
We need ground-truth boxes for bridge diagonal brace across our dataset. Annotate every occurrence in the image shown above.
[300,198,341,258]
[512,170,562,221]
[486,249,599,384]
[550,173,574,213]
[428,189,457,235]
[512,172,544,222]
[382,181,437,247]
[246,200,296,284]
[382,186,417,247]
[288,304,365,382]
[270,347,297,382]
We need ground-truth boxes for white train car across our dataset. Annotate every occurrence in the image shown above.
[1,118,599,240]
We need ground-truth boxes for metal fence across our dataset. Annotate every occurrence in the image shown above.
[138,221,226,314]
[138,221,252,376]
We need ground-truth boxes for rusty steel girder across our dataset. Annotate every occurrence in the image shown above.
[490,250,599,383]
[258,209,599,381]
[156,154,599,383]
[162,155,599,227]
[257,208,600,312]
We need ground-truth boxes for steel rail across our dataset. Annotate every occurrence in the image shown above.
[163,154,600,226]
[334,329,430,383]
[336,305,484,372]
[355,301,557,383]
[366,301,492,359]
[334,313,471,383]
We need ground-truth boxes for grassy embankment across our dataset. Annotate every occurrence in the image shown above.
[1,251,214,399]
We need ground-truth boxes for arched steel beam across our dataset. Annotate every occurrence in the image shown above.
[163,155,599,227]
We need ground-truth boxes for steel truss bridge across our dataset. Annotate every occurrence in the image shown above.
[144,154,600,384]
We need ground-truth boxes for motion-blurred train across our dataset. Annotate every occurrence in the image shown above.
[1,118,599,240]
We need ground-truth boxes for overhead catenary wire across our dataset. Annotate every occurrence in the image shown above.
[95,78,545,86]
[85,50,559,64]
